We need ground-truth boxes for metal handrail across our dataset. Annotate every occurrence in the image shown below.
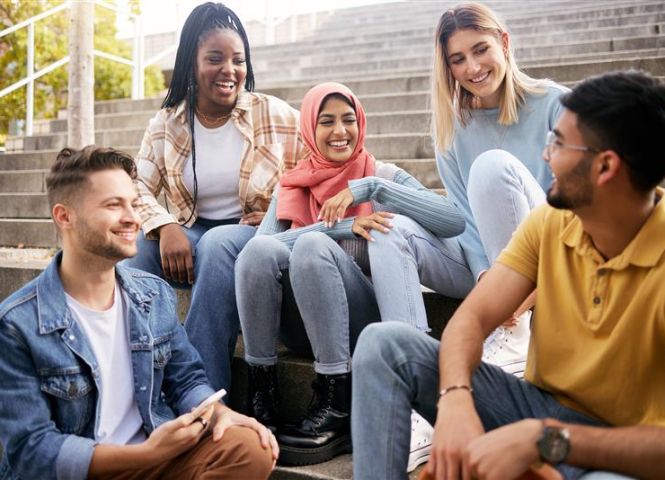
[0,0,179,138]
[0,2,70,136]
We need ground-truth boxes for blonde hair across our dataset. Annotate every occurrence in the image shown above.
[432,2,550,152]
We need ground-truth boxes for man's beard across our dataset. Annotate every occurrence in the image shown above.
[547,156,594,210]
[75,217,137,261]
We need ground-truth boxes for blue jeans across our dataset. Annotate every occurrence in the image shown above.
[467,149,546,265]
[351,322,632,480]
[368,214,474,329]
[236,232,380,374]
[124,219,256,392]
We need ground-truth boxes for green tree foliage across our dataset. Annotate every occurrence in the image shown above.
[0,0,164,140]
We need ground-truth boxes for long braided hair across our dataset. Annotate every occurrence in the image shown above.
[161,2,255,223]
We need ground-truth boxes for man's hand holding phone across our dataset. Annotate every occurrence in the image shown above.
[140,391,221,465]
[190,388,227,420]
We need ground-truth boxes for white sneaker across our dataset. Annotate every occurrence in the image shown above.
[482,311,531,378]
[407,410,433,473]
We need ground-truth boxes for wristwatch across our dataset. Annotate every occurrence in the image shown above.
[537,421,570,464]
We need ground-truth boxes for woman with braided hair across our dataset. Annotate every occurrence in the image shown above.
[126,2,304,394]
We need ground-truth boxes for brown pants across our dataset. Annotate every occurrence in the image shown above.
[100,426,273,480]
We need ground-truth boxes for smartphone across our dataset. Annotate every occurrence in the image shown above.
[190,388,226,419]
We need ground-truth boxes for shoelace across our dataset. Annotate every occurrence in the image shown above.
[483,327,508,357]
[304,384,333,426]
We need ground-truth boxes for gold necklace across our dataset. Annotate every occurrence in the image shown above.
[195,108,233,127]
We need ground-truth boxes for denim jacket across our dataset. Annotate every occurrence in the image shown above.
[0,253,215,480]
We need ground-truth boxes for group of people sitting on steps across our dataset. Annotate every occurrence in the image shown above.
[0,2,663,479]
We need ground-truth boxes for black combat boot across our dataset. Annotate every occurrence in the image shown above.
[277,372,351,465]
[247,364,280,433]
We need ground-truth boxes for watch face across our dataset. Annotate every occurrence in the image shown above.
[538,427,570,464]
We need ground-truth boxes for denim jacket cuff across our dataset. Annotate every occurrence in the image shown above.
[177,383,217,416]
[56,434,96,480]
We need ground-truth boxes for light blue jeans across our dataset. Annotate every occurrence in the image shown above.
[235,232,380,375]
[351,322,634,480]
[467,149,546,264]
[368,214,474,328]
[367,150,545,328]
[124,219,256,392]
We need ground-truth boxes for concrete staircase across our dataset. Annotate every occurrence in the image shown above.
[0,1,663,478]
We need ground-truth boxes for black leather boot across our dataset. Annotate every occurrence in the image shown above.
[277,372,351,465]
[247,364,280,433]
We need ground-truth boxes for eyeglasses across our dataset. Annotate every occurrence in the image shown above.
[545,131,598,158]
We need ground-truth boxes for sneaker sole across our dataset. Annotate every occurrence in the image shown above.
[483,359,525,378]
[498,360,525,378]
[407,444,431,473]
[277,434,352,466]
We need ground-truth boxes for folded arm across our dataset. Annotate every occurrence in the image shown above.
[346,172,465,237]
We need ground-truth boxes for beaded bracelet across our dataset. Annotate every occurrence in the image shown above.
[438,384,473,399]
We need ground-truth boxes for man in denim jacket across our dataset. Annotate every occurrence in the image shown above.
[0,147,277,480]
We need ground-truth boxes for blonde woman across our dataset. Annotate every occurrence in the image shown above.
[353,3,569,478]
[358,4,567,471]
[431,2,567,372]
[368,2,566,380]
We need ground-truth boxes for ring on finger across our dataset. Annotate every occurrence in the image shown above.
[196,417,208,429]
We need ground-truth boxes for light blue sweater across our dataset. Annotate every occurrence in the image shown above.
[436,84,568,280]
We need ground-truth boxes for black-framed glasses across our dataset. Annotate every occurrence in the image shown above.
[545,131,598,158]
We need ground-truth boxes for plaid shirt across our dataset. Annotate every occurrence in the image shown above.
[135,91,304,237]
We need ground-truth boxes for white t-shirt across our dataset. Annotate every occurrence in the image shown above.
[182,117,244,220]
[65,283,146,445]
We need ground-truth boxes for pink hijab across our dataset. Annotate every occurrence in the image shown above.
[276,82,375,228]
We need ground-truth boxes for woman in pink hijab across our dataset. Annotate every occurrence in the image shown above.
[235,82,465,465]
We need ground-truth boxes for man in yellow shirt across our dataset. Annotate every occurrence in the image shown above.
[351,70,665,480]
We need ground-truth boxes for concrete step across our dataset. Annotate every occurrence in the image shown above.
[283,1,665,48]
[303,0,659,38]
[0,219,56,248]
[393,159,442,189]
[254,23,665,66]
[346,0,662,23]
[525,54,665,82]
[319,2,664,32]
[93,97,163,115]
[0,170,47,193]
[268,74,430,104]
[0,193,50,218]
[507,11,665,36]
[6,129,147,153]
[0,148,138,170]
[33,110,157,135]
[262,54,665,89]
[35,91,435,136]
[252,2,665,61]
[0,155,440,197]
[7,108,439,153]
[259,49,665,84]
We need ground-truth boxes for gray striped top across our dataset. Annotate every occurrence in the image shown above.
[256,161,465,273]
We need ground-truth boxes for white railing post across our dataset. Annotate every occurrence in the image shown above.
[26,22,34,136]
[67,0,95,149]
[132,14,144,99]
[289,15,297,43]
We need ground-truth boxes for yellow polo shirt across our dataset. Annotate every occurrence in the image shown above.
[497,191,665,427]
